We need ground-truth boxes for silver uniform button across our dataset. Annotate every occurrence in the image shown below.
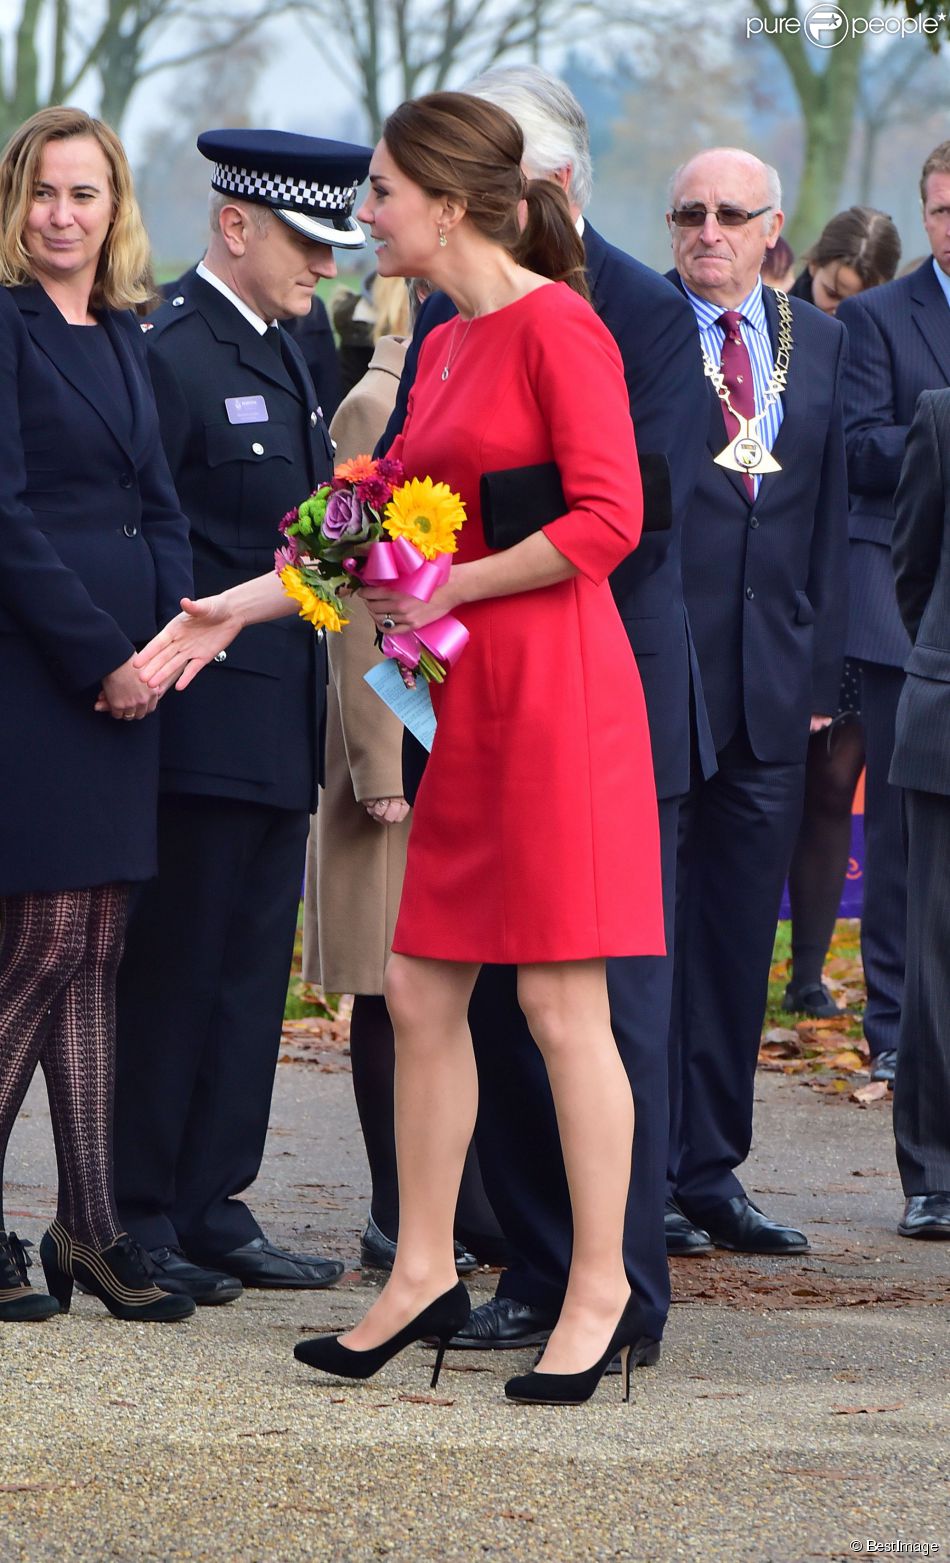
[251,442,264,455]
[310,411,318,426]
[172,295,185,306]
[213,650,228,664]
[317,629,325,641]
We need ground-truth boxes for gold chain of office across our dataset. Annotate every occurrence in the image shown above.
[701,285,793,476]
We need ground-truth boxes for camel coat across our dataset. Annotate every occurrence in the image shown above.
[302,336,411,993]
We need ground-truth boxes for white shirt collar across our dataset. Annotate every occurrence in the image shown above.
[196,260,275,335]
[576,214,585,238]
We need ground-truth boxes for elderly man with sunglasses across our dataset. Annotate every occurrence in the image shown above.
[663,148,850,1255]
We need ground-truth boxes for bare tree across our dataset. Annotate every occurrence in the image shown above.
[292,0,586,138]
[750,0,865,250]
[0,0,277,142]
[855,36,950,203]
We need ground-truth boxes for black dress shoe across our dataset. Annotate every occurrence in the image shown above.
[435,1294,558,1350]
[898,1192,950,1239]
[870,1048,898,1085]
[148,1247,243,1305]
[683,1196,809,1254]
[782,980,844,1019]
[359,1214,478,1275]
[665,1201,713,1256]
[192,1237,344,1289]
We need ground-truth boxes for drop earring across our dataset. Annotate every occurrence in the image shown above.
[438,226,447,248]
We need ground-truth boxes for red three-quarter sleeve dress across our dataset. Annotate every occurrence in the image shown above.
[388,282,664,965]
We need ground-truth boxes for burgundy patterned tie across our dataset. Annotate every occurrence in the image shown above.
[718,309,754,500]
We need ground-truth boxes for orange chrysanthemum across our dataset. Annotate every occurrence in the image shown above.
[383,477,466,560]
[279,567,348,633]
[334,453,379,485]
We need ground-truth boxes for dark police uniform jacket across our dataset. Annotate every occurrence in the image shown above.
[144,271,332,813]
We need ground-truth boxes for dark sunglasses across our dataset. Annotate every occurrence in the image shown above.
[670,204,772,229]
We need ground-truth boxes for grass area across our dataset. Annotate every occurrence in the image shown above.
[284,902,342,1022]
[284,908,868,1042]
[764,917,865,1039]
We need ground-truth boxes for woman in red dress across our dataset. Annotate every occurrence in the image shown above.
[136,93,663,1404]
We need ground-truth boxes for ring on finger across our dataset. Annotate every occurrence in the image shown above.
[381,615,396,631]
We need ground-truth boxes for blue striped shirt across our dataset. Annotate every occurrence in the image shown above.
[682,278,784,496]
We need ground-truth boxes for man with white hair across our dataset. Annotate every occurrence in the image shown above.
[382,67,712,1360]
[664,148,849,1253]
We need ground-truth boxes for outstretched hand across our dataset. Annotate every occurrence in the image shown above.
[133,596,242,693]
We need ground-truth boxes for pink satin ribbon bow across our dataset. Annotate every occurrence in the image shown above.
[345,536,469,671]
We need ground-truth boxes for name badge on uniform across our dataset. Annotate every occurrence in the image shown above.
[225,395,268,424]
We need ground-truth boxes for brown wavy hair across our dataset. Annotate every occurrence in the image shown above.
[0,106,153,310]
[805,206,900,290]
[382,92,588,300]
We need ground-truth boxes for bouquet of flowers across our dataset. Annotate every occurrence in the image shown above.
[275,454,469,682]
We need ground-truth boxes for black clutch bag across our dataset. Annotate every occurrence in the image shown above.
[480,455,672,550]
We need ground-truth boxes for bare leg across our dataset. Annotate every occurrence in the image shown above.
[517,959,633,1375]
[341,953,480,1349]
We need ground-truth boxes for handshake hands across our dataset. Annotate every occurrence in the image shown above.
[94,594,241,718]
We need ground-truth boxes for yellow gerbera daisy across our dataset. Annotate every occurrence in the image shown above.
[279,567,348,633]
[384,477,466,560]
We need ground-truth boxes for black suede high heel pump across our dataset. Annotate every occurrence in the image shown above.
[40,1220,195,1322]
[504,1294,644,1405]
[294,1280,470,1388]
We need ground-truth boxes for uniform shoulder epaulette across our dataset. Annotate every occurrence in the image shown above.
[142,291,195,336]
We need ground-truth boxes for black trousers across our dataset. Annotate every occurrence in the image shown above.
[669,724,805,1214]
[894,789,950,1195]
[466,795,680,1345]
[113,794,309,1255]
[857,661,907,1060]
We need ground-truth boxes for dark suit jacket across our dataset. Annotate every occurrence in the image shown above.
[0,283,191,683]
[0,282,193,892]
[669,274,849,762]
[144,272,333,812]
[380,224,714,799]
[836,259,950,668]
[890,388,950,795]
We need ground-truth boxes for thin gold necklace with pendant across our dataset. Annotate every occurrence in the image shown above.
[441,313,477,381]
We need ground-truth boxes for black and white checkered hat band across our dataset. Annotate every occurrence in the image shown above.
[212,161,358,216]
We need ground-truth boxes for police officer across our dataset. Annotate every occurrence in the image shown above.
[113,130,372,1300]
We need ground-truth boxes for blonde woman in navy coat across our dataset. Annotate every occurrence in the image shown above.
[0,108,194,1324]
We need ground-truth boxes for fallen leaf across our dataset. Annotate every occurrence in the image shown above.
[493,1511,536,1523]
[238,1428,290,1438]
[827,1049,867,1071]
[850,1081,891,1105]
[695,1390,748,1399]
[763,1027,801,1047]
[397,1393,455,1406]
[830,1402,903,1415]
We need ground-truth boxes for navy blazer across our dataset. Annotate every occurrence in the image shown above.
[836,259,950,667]
[890,389,950,796]
[0,283,192,689]
[0,281,193,895]
[669,275,849,763]
[379,224,713,798]
[144,273,333,813]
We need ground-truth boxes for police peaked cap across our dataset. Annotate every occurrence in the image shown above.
[197,128,373,249]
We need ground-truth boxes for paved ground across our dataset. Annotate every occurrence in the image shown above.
[2,1053,947,1563]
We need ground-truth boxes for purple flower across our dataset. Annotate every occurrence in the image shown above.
[322,489,365,540]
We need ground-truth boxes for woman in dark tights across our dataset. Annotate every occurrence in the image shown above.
[783,208,901,1018]
[0,108,194,1323]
